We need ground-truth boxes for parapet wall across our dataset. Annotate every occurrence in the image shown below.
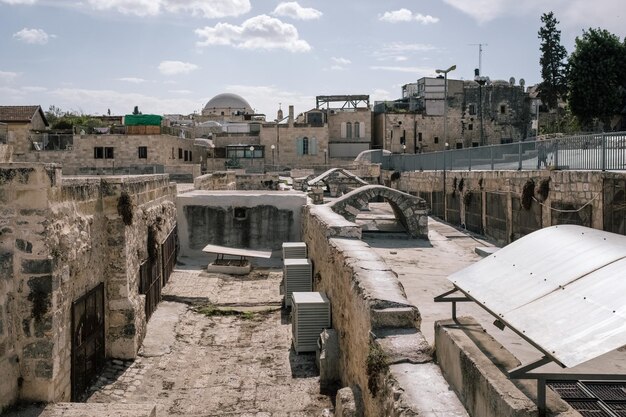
[303,205,454,416]
[0,165,176,410]
[385,169,626,245]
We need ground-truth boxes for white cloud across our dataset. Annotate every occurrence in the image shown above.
[372,88,393,101]
[117,77,147,83]
[370,65,434,77]
[13,28,54,44]
[272,2,322,20]
[0,71,19,82]
[1,0,37,4]
[22,86,47,92]
[373,42,437,62]
[195,15,311,53]
[379,8,439,24]
[85,0,250,18]
[331,57,351,65]
[158,60,199,75]
[329,65,345,71]
[169,89,192,94]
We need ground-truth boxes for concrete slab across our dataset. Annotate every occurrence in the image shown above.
[139,301,187,358]
[474,246,500,257]
[41,403,156,417]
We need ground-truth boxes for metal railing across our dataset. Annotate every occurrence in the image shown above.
[382,132,626,172]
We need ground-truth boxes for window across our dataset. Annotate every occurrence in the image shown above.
[178,148,183,159]
[500,104,507,114]
[189,151,192,161]
[434,136,439,144]
[354,122,360,138]
[456,143,463,149]
[95,147,114,159]
[138,146,148,159]
[184,150,189,161]
[418,132,422,142]
[346,122,352,138]
[171,147,175,159]
[233,207,247,220]
[302,137,309,155]
[469,104,476,115]
[468,124,473,131]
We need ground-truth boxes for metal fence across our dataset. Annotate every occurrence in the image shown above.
[382,132,626,172]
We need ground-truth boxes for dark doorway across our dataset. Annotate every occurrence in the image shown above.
[71,283,105,401]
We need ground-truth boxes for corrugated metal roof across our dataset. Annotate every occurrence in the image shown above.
[449,225,626,368]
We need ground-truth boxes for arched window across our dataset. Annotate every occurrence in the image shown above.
[346,122,352,138]
[354,122,360,138]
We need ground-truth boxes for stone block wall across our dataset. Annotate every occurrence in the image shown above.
[0,144,12,162]
[0,165,177,411]
[194,171,237,190]
[384,169,625,245]
[302,205,425,416]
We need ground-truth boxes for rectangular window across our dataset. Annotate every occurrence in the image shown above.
[456,143,463,149]
[418,132,422,142]
[105,147,114,159]
[434,136,439,144]
[468,124,473,131]
[184,150,189,161]
[500,105,506,114]
[189,151,192,161]
[178,148,183,159]
[171,147,175,159]
[94,147,104,159]
[469,104,476,115]
[138,146,148,159]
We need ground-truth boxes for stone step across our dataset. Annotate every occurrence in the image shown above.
[41,403,156,417]
[474,246,499,257]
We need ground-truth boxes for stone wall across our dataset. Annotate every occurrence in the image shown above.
[302,205,462,416]
[384,169,625,245]
[0,165,177,411]
[177,190,307,257]
[0,144,12,162]
[194,172,237,190]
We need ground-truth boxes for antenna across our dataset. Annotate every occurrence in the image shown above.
[469,43,488,75]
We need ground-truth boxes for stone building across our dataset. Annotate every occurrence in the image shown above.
[0,106,49,157]
[0,153,178,409]
[373,77,532,153]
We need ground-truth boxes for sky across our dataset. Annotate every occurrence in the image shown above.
[0,0,624,119]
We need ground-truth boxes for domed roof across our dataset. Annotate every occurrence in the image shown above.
[203,93,253,113]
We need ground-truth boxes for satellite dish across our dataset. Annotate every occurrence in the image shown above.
[509,77,515,86]
[519,78,526,89]
[485,76,491,85]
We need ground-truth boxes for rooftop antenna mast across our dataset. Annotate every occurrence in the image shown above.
[469,43,488,74]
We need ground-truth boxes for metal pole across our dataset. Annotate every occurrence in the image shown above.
[601,133,606,171]
[444,72,448,152]
[537,379,547,417]
[518,141,523,170]
[490,146,494,170]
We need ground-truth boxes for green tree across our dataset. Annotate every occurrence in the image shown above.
[538,12,568,112]
[568,28,626,130]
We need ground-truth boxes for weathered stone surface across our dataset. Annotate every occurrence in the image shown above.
[336,386,364,417]
[23,341,53,359]
[22,258,52,274]
[35,361,53,379]
[374,328,431,364]
[15,239,33,253]
[0,250,12,279]
[40,403,157,417]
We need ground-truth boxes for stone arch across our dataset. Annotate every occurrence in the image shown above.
[327,185,428,238]
[307,168,369,197]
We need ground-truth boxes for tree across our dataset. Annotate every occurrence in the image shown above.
[537,12,568,112]
[568,28,626,130]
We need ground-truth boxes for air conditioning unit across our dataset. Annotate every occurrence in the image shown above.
[282,242,307,259]
[292,292,330,353]
[283,258,312,307]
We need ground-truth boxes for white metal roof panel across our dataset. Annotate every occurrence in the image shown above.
[449,225,626,368]
[201,244,272,259]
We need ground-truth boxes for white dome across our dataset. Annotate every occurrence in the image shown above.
[203,93,253,114]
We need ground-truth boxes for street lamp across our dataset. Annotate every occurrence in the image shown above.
[402,144,406,153]
[435,64,456,151]
[270,144,275,168]
[249,145,254,168]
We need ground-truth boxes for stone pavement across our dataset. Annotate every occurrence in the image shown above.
[86,261,333,416]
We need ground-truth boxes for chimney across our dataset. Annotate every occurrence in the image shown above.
[288,105,294,126]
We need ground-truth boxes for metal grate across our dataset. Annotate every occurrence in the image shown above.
[548,381,593,399]
[568,400,613,417]
[608,402,626,417]
[585,383,626,402]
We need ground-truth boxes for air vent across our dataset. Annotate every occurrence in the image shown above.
[282,242,308,259]
[292,292,330,353]
[283,258,312,307]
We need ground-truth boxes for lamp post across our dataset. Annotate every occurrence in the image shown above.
[270,144,275,168]
[249,145,254,168]
[435,64,456,151]
[402,144,406,153]
[474,74,488,146]
[210,144,215,171]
